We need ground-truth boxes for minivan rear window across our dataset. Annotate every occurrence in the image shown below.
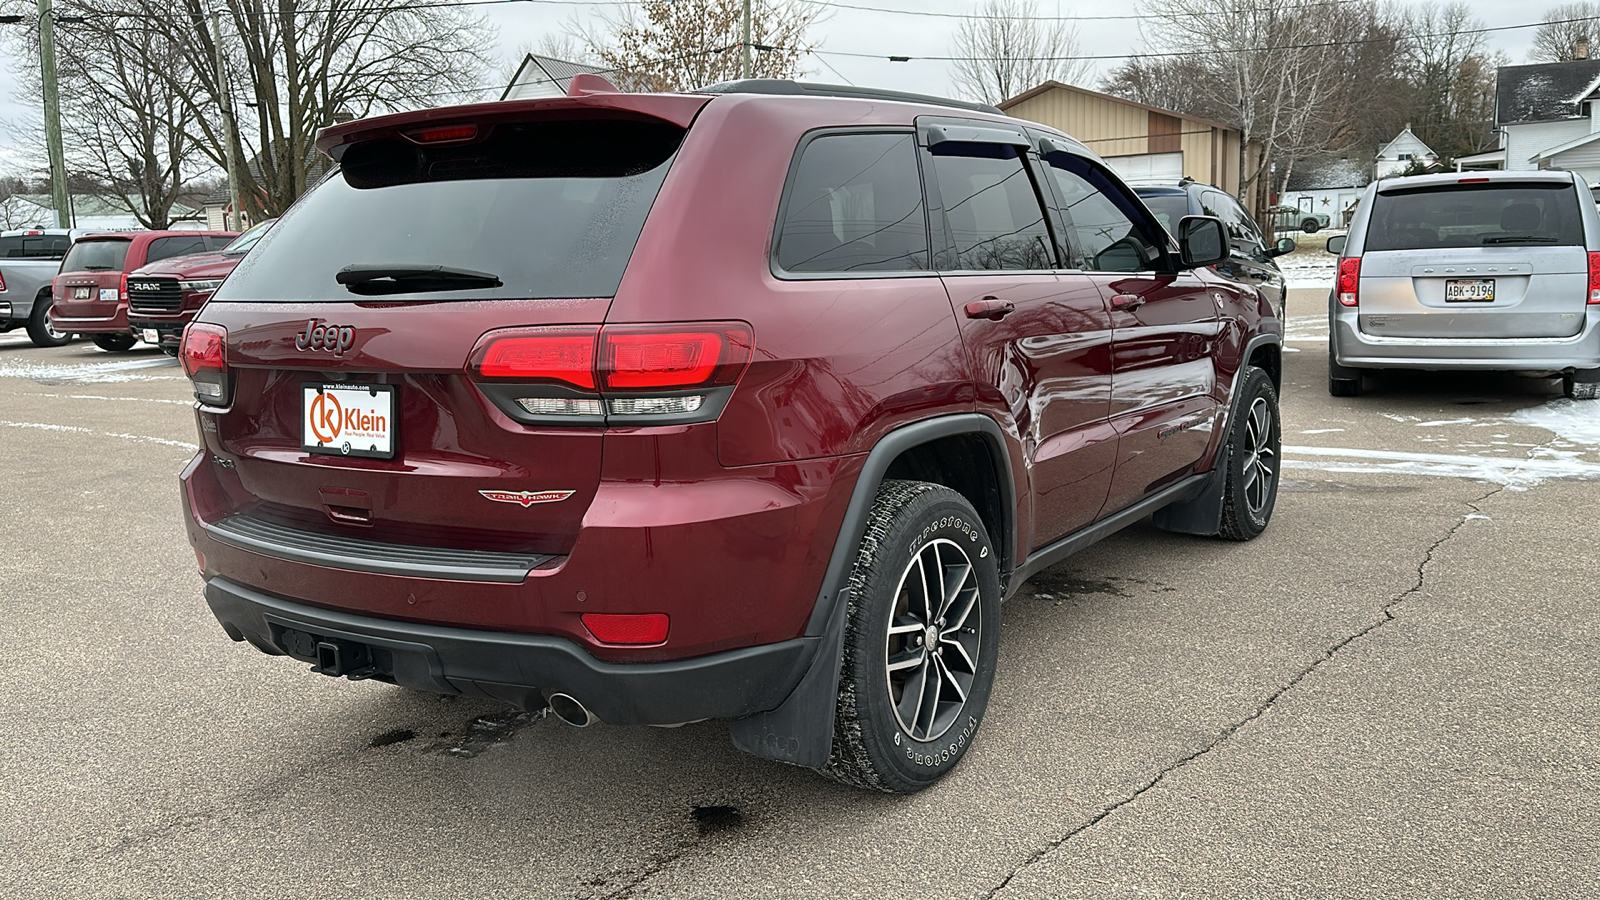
[216,118,686,302]
[61,238,131,272]
[1365,183,1585,251]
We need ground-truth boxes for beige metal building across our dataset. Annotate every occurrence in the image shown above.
[999,81,1245,195]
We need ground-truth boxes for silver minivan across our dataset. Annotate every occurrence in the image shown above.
[1327,170,1600,399]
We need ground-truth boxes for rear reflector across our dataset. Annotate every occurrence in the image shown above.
[1337,257,1361,307]
[581,613,669,645]
[1589,252,1600,304]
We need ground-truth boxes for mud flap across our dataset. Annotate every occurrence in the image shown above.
[1149,461,1225,536]
[728,588,849,769]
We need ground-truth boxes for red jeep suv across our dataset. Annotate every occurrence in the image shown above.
[182,78,1282,793]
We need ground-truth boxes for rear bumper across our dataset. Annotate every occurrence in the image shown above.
[205,575,818,725]
[49,308,129,334]
[1332,307,1600,371]
[127,313,188,348]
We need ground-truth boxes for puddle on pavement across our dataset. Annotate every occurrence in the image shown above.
[429,708,544,758]
[368,728,416,748]
[691,805,743,835]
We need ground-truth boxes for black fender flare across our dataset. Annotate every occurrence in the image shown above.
[1151,333,1282,536]
[728,413,1016,768]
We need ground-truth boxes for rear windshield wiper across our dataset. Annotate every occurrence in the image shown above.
[81,265,115,270]
[1481,235,1559,244]
[336,264,503,295]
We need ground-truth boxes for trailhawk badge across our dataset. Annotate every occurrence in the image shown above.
[479,489,575,508]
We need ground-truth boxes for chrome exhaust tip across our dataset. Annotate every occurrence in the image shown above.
[547,692,596,728]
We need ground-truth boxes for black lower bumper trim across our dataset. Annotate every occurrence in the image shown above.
[204,577,817,726]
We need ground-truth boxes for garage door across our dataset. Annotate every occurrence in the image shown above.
[1104,152,1184,184]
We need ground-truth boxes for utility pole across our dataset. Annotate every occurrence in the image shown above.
[211,11,244,231]
[36,0,70,228]
[741,0,752,80]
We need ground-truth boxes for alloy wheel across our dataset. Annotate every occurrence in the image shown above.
[885,538,982,742]
[1241,396,1277,515]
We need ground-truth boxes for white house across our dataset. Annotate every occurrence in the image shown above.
[3,194,202,232]
[502,54,608,101]
[1279,156,1369,227]
[1496,58,1600,182]
[1373,125,1439,179]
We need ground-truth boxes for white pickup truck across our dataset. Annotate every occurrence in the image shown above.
[0,228,85,346]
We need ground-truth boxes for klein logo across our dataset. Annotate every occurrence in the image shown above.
[307,390,344,443]
[479,489,575,508]
[295,319,356,355]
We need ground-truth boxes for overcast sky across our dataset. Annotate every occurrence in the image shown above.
[0,0,1567,176]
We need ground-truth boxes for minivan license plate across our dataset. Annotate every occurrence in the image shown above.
[72,286,90,300]
[1445,279,1494,302]
[301,383,396,459]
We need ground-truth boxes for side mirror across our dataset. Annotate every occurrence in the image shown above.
[1270,237,1296,257]
[1178,215,1227,269]
[1325,234,1346,255]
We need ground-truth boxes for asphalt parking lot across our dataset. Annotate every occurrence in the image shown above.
[2,287,1596,898]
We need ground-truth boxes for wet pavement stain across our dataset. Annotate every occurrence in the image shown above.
[429,708,544,758]
[1026,571,1130,601]
[368,728,415,748]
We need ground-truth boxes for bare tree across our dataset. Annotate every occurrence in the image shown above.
[950,0,1089,105]
[577,0,820,93]
[1400,2,1500,158]
[1100,57,1229,122]
[1530,2,1600,62]
[499,34,595,87]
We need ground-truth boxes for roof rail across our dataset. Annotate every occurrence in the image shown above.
[697,79,1005,116]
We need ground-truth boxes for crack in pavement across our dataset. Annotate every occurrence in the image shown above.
[980,483,1505,899]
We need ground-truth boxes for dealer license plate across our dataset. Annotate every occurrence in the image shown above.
[301,383,397,459]
[142,329,159,344]
[1444,278,1494,302]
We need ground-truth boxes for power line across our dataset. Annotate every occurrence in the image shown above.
[799,0,1367,23]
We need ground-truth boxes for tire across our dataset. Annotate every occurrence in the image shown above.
[26,292,71,347]
[93,333,138,352]
[1563,371,1600,400]
[1218,367,1281,541]
[1301,219,1320,234]
[821,480,1001,794]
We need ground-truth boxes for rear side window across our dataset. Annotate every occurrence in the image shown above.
[61,238,131,272]
[1366,183,1586,251]
[776,132,929,274]
[929,142,1053,270]
[217,117,685,301]
[0,234,70,259]
[146,235,210,264]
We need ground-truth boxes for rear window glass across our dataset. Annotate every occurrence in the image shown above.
[931,142,1053,271]
[1136,192,1189,235]
[1366,183,1585,251]
[146,235,210,264]
[61,238,131,272]
[217,117,685,302]
[0,234,70,259]
[776,132,929,273]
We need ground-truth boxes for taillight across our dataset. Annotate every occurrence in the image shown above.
[0,270,6,292]
[1588,252,1600,304]
[181,322,231,406]
[119,272,128,303]
[1338,257,1361,307]
[581,613,669,645]
[469,322,753,421]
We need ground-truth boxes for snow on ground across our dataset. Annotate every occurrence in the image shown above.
[1278,252,1336,289]
[1509,399,1600,447]
[1281,445,1600,490]
[0,355,179,384]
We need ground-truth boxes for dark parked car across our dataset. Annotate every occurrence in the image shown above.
[1137,181,1296,320]
[49,230,236,351]
[182,78,1283,793]
[127,219,275,355]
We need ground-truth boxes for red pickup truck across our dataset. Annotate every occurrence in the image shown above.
[49,230,236,351]
[127,221,273,355]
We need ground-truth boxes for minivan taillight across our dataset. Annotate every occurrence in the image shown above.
[119,272,128,303]
[182,322,232,406]
[1338,257,1361,307]
[1588,252,1600,304]
[469,322,753,421]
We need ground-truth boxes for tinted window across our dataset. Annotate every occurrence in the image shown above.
[1043,154,1163,272]
[218,118,685,302]
[146,235,210,264]
[1366,183,1585,251]
[1202,191,1266,258]
[930,143,1053,271]
[776,133,929,273]
[0,234,70,259]
[1137,192,1190,236]
[61,238,131,272]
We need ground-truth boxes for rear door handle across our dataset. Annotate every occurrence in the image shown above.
[964,297,1016,321]
[1110,293,1146,311]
